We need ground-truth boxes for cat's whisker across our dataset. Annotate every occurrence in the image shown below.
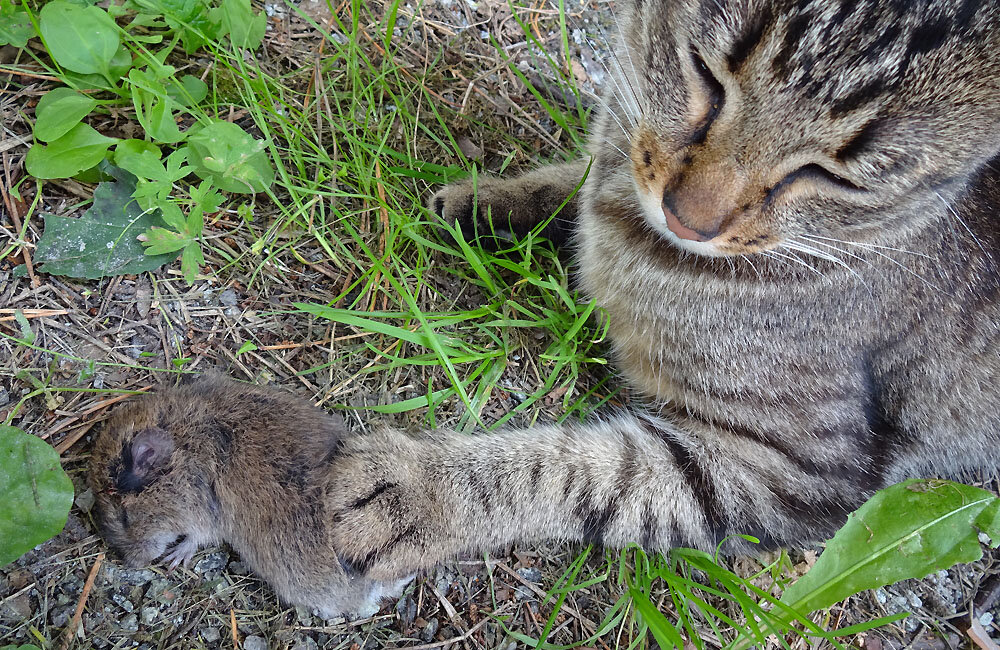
[934,190,992,261]
[764,249,826,277]
[739,253,763,279]
[800,233,932,258]
[784,239,873,291]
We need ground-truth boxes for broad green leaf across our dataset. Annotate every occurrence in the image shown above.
[0,425,74,567]
[33,88,98,142]
[34,163,179,278]
[0,0,33,48]
[166,74,208,106]
[217,0,264,49]
[1,644,43,650]
[186,120,273,193]
[25,123,117,179]
[113,139,164,179]
[779,479,998,619]
[179,241,205,282]
[39,1,120,77]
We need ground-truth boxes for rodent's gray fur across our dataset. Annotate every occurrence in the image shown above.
[89,378,409,618]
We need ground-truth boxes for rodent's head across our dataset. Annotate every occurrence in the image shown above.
[89,393,219,567]
[597,0,1000,257]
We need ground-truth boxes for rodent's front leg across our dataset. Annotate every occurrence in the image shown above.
[163,535,202,570]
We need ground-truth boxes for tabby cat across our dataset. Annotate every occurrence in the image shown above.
[326,0,1000,586]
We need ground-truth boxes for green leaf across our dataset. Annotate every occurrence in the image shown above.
[0,0,34,48]
[779,479,998,619]
[629,587,685,649]
[0,425,74,567]
[186,120,273,193]
[140,226,189,255]
[165,74,208,107]
[217,0,265,49]
[113,139,164,179]
[39,1,120,77]
[34,163,180,279]
[128,68,185,144]
[25,123,117,179]
[179,241,205,282]
[33,88,98,142]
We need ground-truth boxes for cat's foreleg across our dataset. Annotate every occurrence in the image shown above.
[428,160,590,247]
[328,412,873,581]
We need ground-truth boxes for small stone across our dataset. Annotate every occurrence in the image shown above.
[295,605,313,625]
[74,488,96,513]
[219,289,239,307]
[50,605,73,627]
[516,567,542,583]
[195,551,229,576]
[112,593,135,612]
[420,617,439,642]
[395,594,417,627]
[141,606,158,624]
[121,614,139,632]
[6,593,33,619]
[979,532,992,545]
[874,588,888,604]
[243,635,267,650]
[290,637,319,650]
[0,387,9,408]
[980,611,994,627]
[907,592,922,609]
[201,627,221,643]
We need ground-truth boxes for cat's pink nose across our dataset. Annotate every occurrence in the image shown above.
[662,201,716,241]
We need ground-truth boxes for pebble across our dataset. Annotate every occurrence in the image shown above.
[291,637,319,650]
[395,594,416,627]
[421,617,439,642]
[981,611,994,627]
[0,387,9,407]
[5,594,33,619]
[141,606,158,624]
[516,567,542,583]
[74,488,96,513]
[112,593,135,612]
[201,627,221,643]
[50,605,73,627]
[219,289,239,307]
[244,635,267,650]
[121,613,139,632]
[295,605,313,626]
[195,551,229,576]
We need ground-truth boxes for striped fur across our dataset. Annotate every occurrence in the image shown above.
[347,0,1000,583]
[93,0,1000,615]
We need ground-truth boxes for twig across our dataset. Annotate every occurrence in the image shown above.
[230,608,239,648]
[0,309,69,322]
[389,616,492,650]
[59,552,104,649]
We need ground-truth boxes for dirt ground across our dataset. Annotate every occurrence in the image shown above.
[3,0,1000,648]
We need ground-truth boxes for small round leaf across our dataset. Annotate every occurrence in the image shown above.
[26,123,118,179]
[33,87,98,142]
[0,426,74,567]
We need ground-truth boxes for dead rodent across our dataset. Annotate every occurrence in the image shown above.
[88,376,410,618]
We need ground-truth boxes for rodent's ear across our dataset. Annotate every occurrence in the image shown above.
[112,427,175,493]
[132,427,174,477]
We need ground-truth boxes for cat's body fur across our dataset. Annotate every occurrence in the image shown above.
[326,0,1000,591]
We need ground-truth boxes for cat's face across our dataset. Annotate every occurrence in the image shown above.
[608,0,1000,257]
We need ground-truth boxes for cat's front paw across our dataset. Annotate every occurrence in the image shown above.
[327,432,454,581]
[429,179,518,248]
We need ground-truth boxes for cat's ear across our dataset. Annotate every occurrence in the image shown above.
[113,427,174,493]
